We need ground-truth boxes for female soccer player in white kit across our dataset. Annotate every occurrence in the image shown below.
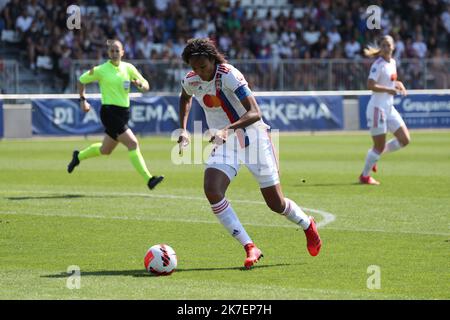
[360,35,410,185]
[177,38,321,269]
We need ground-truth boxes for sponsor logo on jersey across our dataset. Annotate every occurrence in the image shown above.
[203,94,222,108]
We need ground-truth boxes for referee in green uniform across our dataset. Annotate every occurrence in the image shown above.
[67,39,164,190]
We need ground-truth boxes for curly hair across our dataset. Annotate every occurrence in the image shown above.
[181,38,228,65]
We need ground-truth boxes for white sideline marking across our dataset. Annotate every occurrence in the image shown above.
[2,190,449,236]
[2,189,335,228]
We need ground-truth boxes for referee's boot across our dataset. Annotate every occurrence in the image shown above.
[147,175,164,190]
[67,150,80,173]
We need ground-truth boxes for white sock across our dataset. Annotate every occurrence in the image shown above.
[383,138,402,154]
[211,198,252,246]
[283,198,311,230]
[362,149,380,176]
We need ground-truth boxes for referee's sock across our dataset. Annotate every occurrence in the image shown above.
[78,142,102,161]
[129,148,152,181]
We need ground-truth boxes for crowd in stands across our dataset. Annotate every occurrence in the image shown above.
[0,0,449,91]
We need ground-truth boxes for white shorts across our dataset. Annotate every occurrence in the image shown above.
[205,127,280,188]
[366,103,406,136]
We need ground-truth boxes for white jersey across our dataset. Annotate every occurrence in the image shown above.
[181,63,267,130]
[368,57,397,108]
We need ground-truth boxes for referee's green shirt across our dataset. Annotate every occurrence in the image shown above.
[79,60,148,108]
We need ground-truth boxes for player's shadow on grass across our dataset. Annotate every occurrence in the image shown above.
[7,194,86,201]
[293,182,361,187]
[42,263,300,278]
[6,193,166,201]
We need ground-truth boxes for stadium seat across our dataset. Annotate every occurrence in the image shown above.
[265,0,277,6]
[253,0,265,7]
[257,8,268,18]
[36,56,53,70]
[293,8,305,18]
[271,8,281,18]
[1,30,20,43]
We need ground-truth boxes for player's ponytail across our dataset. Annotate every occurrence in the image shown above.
[364,44,381,58]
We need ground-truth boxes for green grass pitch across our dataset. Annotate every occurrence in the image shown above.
[0,131,448,299]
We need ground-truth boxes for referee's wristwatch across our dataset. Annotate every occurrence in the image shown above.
[80,96,86,102]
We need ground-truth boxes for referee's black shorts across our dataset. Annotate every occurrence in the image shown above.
[100,105,130,140]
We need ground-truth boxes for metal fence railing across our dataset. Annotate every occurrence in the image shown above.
[69,58,450,93]
[0,60,18,93]
[1,58,447,94]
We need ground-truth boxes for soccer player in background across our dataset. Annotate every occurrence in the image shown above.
[67,39,164,190]
[359,35,410,185]
[177,38,322,269]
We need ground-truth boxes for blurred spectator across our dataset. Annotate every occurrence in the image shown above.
[303,22,320,46]
[327,25,342,53]
[15,8,33,33]
[404,37,417,58]
[136,35,153,59]
[429,48,449,88]
[1,0,21,30]
[441,4,450,33]
[412,34,428,59]
[344,36,361,59]
[393,32,405,62]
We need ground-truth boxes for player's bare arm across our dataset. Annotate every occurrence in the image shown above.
[367,79,397,95]
[395,80,407,96]
[226,95,262,130]
[212,95,262,143]
[77,81,91,112]
[178,88,193,151]
[132,79,149,92]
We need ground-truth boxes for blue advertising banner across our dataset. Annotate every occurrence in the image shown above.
[32,96,206,135]
[0,100,3,138]
[32,99,104,135]
[359,94,450,129]
[32,95,343,135]
[256,95,343,131]
[128,96,206,133]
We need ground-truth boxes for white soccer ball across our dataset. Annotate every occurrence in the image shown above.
[144,244,177,275]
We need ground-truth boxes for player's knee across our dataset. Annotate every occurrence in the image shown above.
[266,199,285,214]
[400,136,410,147]
[203,184,224,205]
[373,146,384,154]
[127,140,139,150]
[100,146,112,155]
